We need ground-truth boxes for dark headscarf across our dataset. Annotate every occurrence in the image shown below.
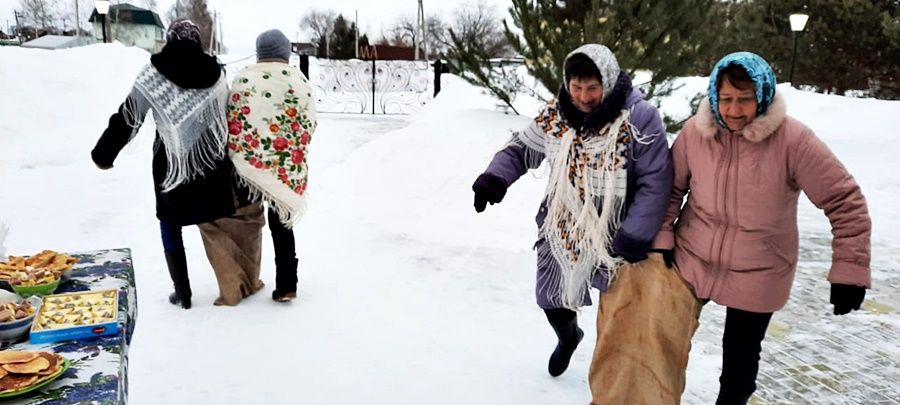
[166,20,202,45]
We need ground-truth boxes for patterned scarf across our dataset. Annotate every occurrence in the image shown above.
[166,20,202,44]
[227,63,317,227]
[123,64,229,191]
[512,101,636,308]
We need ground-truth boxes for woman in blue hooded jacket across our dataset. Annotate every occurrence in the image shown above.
[654,52,870,404]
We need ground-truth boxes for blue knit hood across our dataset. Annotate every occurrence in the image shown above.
[708,52,777,129]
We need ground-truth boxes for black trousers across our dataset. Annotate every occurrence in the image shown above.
[716,306,773,405]
[544,307,577,327]
[267,208,297,288]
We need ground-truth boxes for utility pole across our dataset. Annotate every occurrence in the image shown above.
[13,10,21,39]
[218,11,224,53]
[75,0,80,37]
[209,10,217,54]
[111,0,120,43]
[354,9,358,59]
[415,0,426,60]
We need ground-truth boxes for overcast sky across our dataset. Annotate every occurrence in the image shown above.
[1,0,514,55]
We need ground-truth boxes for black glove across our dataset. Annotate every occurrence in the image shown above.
[611,249,646,264]
[649,249,675,268]
[830,283,866,315]
[472,173,508,213]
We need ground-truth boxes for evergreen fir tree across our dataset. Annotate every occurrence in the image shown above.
[445,1,519,113]
[503,0,717,96]
[449,0,719,130]
[328,14,369,59]
[724,0,898,94]
[447,30,522,114]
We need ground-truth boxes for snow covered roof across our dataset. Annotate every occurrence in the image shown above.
[88,3,165,28]
[20,35,91,50]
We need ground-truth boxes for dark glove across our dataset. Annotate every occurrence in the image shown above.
[472,173,508,213]
[609,231,648,264]
[649,249,675,268]
[830,283,866,315]
[611,249,646,264]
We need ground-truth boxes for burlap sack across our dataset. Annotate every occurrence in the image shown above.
[589,253,701,405]
[198,202,266,306]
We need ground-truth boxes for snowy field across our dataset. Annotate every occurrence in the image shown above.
[1,43,898,404]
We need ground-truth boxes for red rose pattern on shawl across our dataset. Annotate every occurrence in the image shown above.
[226,74,312,195]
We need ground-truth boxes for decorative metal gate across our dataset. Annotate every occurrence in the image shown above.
[313,59,436,115]
[221,55,442,115]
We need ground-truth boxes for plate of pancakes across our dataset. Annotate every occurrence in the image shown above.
[0,351,70,398]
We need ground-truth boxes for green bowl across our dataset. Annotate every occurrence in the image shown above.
[11,279,60,297]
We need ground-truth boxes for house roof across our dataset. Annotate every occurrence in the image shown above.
[89,3,165,28]
[360,45,415,60]
[21,35,89,50]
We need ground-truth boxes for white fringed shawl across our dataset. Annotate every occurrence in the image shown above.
[226,63,317,227]
[511,101,643,308]
[123,64,230,192]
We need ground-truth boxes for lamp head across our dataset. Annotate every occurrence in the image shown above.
[95,0,110,15]
[790,13,809,32]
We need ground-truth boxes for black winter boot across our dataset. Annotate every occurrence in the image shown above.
[165,250,192,309]
[272,257,299,302]
[544,308,584,377]
[715,392,753,405]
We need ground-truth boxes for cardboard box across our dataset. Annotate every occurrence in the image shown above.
[29,289,119,344]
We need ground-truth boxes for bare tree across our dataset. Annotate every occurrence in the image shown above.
[384,14,416,46]
[18,0,59,30]
[449,0,511,58]
[143,0,158,11]
[299,9,336,44]
[164,0,217,51]
[57,0,93,35]
[382,14,449,57]
[425,16,450,56]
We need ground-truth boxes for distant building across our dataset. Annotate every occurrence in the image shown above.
[359,45,415,61]
[11,26,43,42]
[291,42,318,56]
[89,3,165,53]
[0,30,18,46]
[20,35,91,50]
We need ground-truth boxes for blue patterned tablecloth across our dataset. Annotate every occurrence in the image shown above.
[2,248,137,404]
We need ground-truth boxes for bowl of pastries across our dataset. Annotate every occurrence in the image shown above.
[0,295,42,343]
[0,251,77,297]
[7,268,60,297]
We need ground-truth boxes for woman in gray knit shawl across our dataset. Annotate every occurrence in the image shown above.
[93,20,255,309]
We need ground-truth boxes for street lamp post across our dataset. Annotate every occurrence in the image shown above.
[95,0,110,43]
[789,13,809,85]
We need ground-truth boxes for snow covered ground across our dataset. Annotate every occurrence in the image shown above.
[1,43,898,404]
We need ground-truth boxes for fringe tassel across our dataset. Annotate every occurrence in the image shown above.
[121,91,149,143]
[121,70,231,192]
[505,122,550,178]
[538,113,630,309]
[234,171,308,229]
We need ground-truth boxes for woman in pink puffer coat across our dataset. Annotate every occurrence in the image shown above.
[653,52,871,405]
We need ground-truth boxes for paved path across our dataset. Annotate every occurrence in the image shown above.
[683,229,900,404]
